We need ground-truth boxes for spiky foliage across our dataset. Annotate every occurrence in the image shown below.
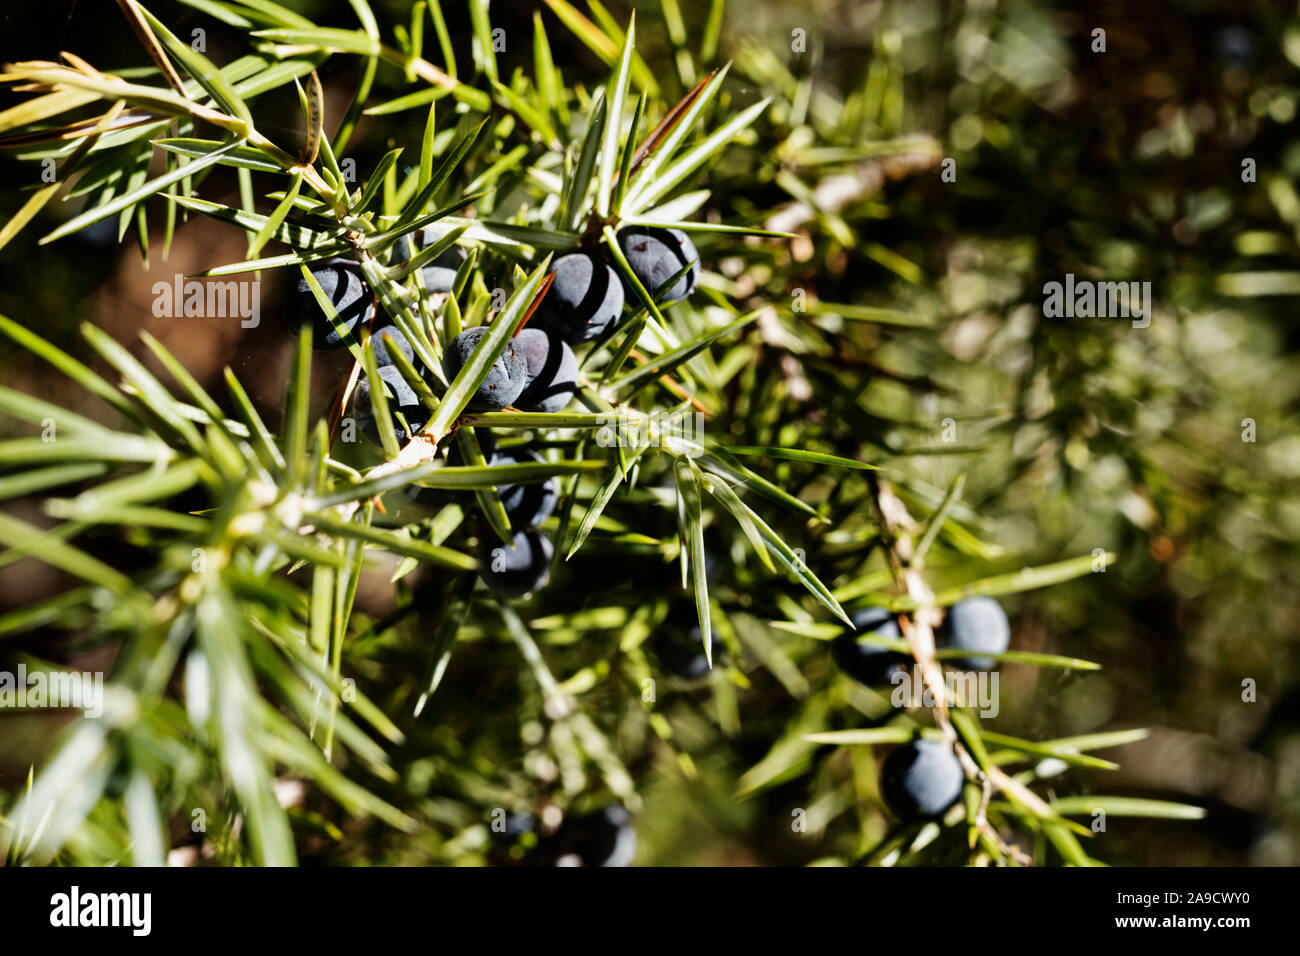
[0,0,1204,867]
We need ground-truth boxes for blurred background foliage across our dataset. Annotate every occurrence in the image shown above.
[0,0,1297,865]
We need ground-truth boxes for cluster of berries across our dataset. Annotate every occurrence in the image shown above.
[832,596,1011,687]
[289,227,701,601]
[830,596,1012,819]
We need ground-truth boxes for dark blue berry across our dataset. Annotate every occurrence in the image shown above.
[370,324,414,367]
[515,327,579,413]
[618,227,700,304]
[490,447,558,531]
[292,257,375,349]
[353,365,428,446]
[441,326,529,411]
[535,252,624,343]
[880,739,964,819]
[477,528,553,598]
[1214,27,1254,70]
[832,606,910,686]
[937,597,1010,670]
[396,232,465,293]
[551,805,636,867]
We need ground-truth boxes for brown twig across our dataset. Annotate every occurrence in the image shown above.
[627,349,713,415]
[867,474,1060,859]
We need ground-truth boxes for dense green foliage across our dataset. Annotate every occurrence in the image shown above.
[0,0,1294,866]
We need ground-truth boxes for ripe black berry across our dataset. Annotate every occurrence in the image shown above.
[477,528,553,598]
[490,447,559,531]
[535,252,624,342]
[618,226,700,304]
[832,606,910,686]
[353,365,429,446]
[370,324,414,367]
[396,232,465,293]
[550,805,636,867]
[936,596,1010,670]
[880,739,965,819]
[441,326,528,411]
[514,327,579,413]
[291,257,374,348]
